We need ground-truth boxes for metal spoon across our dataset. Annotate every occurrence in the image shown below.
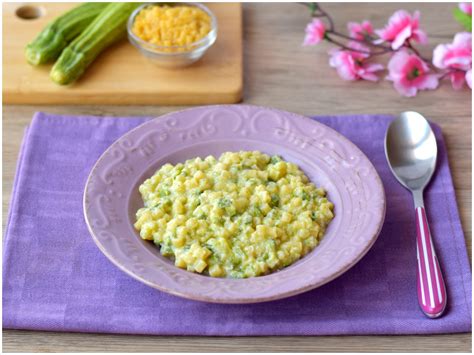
[385,111,447,318]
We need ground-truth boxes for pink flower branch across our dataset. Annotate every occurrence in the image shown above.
[316,4,335,32]
[306,3,392,50]
[329,30,391,49]
[301,2,472,96]
[325,35,392,57]
[404,40,431,64]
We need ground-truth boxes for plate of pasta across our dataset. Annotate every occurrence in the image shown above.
[83,105,385,303]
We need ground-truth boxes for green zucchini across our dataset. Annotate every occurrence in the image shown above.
[50,2,140,85]
[25,3,109,66]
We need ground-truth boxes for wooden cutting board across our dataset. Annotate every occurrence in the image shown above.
[3,2,242,105]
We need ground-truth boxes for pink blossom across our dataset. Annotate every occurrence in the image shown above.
[303,19,326,46]
[347,20,374,40]
[433,32,472,89]
[375,10,428,50]
[433,32,472,70]
[329,42,384,81]
[448,71,469,90]
[386,50,439,97]
[459,2,472,16]
[466,69,472,89]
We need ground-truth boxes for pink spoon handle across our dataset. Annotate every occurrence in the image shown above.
[415,206,447,318]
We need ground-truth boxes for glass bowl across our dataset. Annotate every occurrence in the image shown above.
[127,2,218,69]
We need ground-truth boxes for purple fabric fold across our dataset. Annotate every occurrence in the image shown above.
[3,112,471,336]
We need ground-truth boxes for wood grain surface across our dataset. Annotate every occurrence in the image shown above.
[3,2,242,105]
[2,3,471,353]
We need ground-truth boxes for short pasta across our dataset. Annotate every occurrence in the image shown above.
[135,151,334,278]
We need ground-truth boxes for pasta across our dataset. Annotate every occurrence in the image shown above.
[135,151,334,278]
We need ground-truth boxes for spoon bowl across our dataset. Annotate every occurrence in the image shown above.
[385,111,437,191]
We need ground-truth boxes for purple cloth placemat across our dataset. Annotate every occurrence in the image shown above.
[3,112,471,336]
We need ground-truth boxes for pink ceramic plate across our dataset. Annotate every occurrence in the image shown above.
[83,105,386,303]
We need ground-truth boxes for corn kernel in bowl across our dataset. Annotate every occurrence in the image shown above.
[132,4,211,51]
